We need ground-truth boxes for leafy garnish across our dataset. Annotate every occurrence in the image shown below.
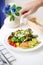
[15,12,20,16]
[10,15,15,21]
[16,6,22,11]
[7,11,11,15]
[11,4,16,8]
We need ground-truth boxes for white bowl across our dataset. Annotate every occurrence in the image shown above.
[4,28,43,52]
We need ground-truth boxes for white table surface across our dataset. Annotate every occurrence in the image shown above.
[0,25,43,65]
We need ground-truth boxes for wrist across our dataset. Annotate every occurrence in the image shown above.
[35,0,43,6]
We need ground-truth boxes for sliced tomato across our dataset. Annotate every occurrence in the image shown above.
[8,39,14,46]
[8,39,16,47]
[14,44,16,47]
[11,42,14,46]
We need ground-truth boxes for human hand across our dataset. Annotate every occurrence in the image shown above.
[20,0,43,17]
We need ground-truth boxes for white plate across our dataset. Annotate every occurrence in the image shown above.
[4,27,43,52]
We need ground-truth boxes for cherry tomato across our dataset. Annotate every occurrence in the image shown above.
[14,44,16,47]
[11,42,14,46]
[8,39,16,47]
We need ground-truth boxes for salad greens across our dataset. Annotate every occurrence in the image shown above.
[10,29,38,43]
[8,28,40,48]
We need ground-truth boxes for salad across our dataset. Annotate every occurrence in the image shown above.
[7,28,40,49]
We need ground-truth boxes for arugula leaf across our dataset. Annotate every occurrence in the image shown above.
[10,15,15,21]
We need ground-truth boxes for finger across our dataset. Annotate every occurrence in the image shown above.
[20,8,28,15]
[23,10,32,18]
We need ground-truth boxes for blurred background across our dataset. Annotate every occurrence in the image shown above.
[0,0,5,28]
[0,0,43,28]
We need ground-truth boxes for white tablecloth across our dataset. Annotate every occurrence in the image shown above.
[0,25,43,65]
